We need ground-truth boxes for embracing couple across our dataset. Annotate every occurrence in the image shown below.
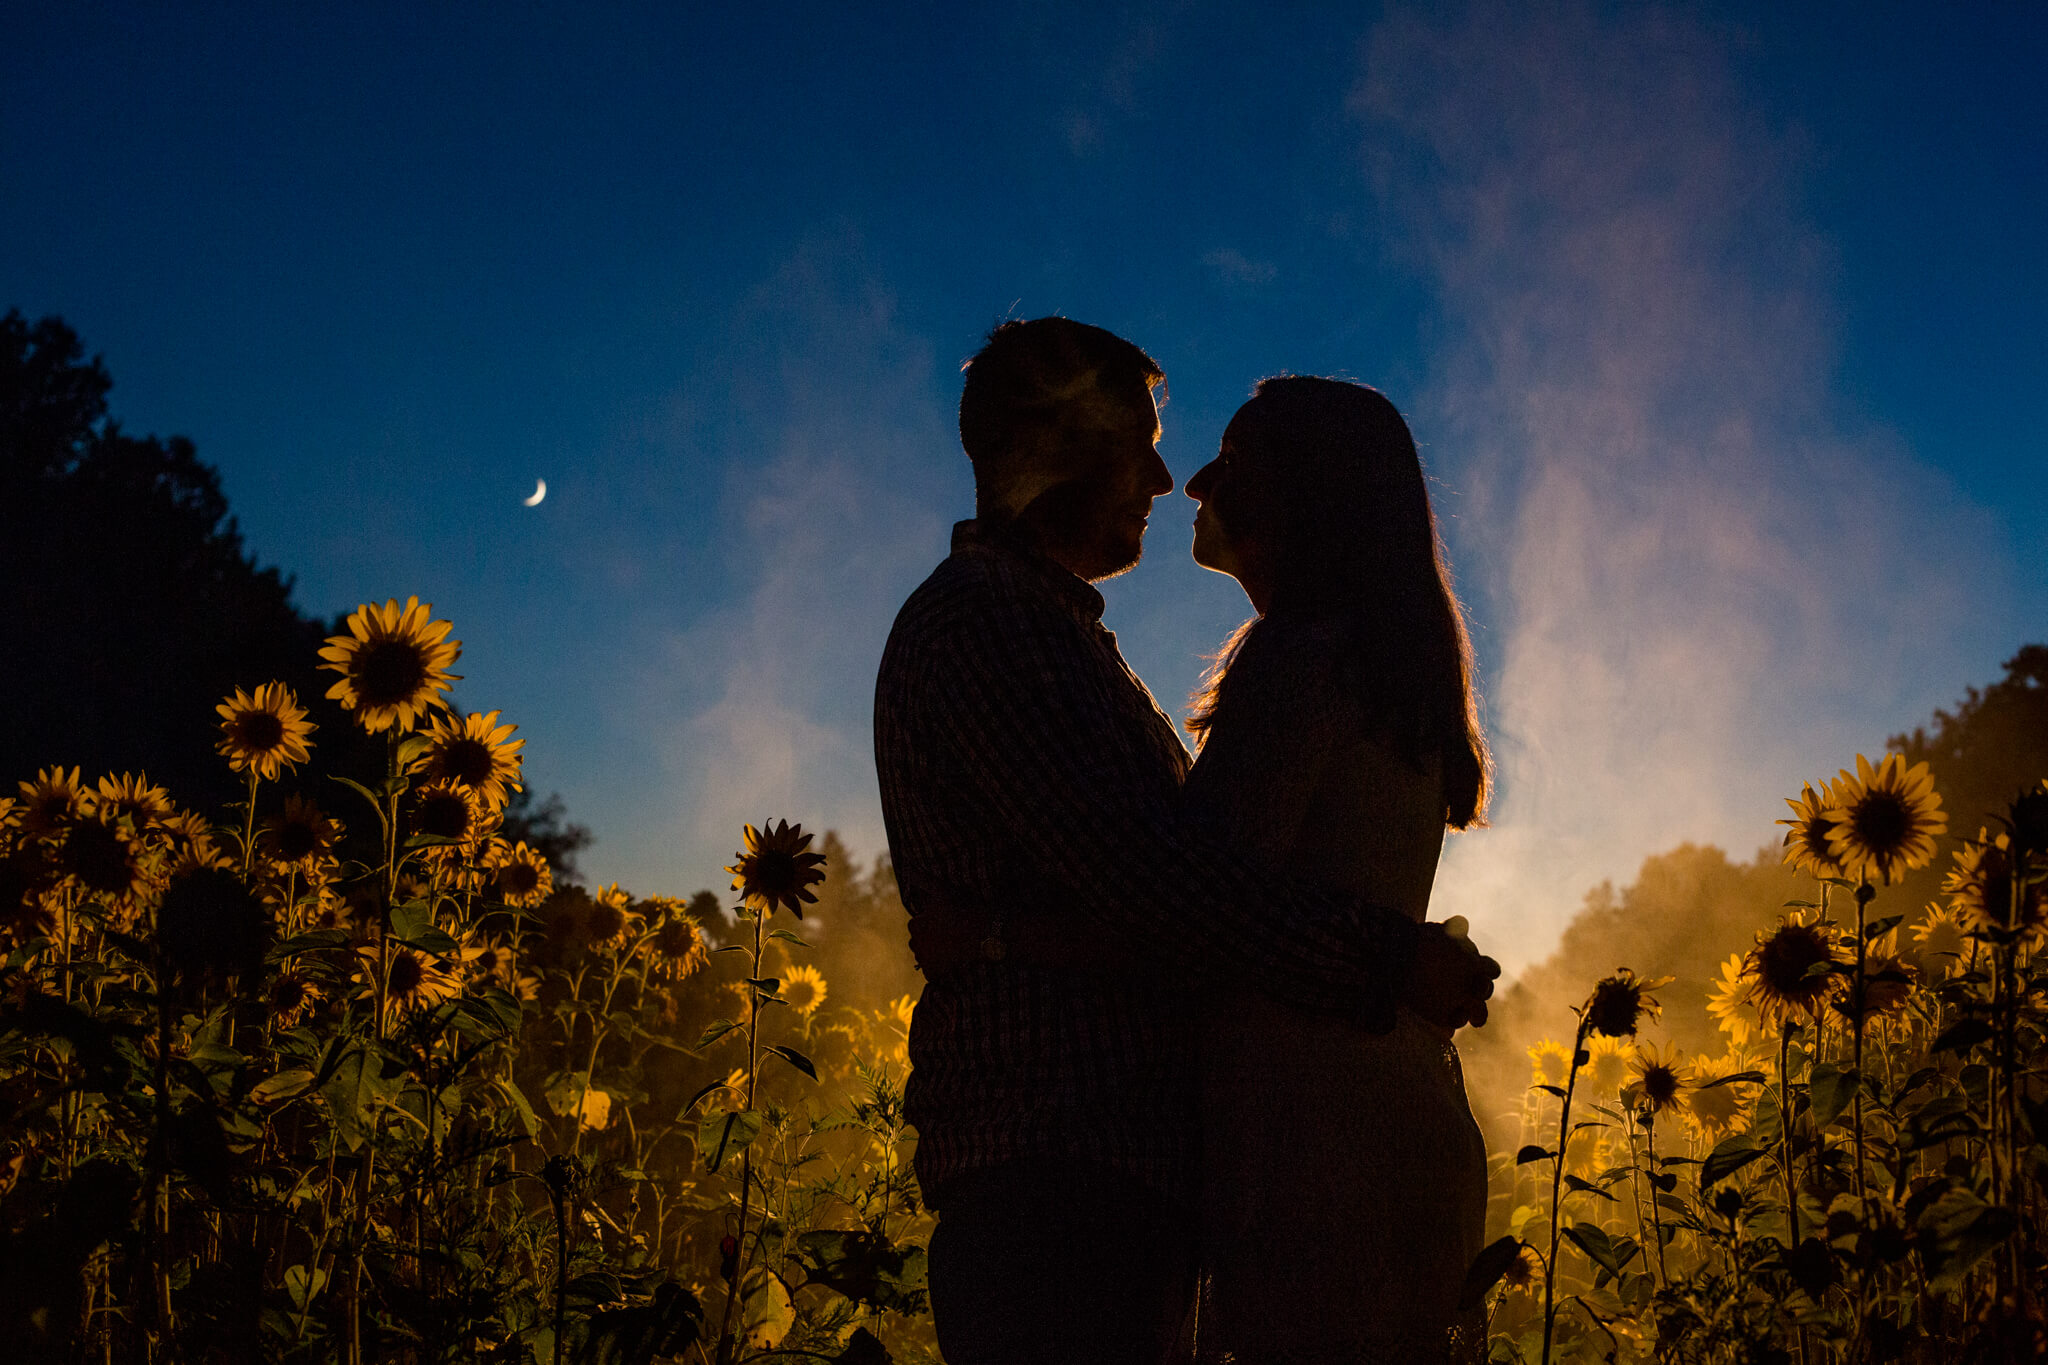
[873,318,1502,1365]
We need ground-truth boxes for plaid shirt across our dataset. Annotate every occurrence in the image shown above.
[874,519,1420,1208]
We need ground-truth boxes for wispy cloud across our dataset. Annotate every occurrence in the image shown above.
[1354,3,2020,973]
[1202,247,1278,286]
[603,230,960,896]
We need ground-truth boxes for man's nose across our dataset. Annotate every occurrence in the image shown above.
[1142,447,1172,497]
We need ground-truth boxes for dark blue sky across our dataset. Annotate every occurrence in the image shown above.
[8,3,2043,968]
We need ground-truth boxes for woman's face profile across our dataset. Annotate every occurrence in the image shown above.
[1185,409,1270,585]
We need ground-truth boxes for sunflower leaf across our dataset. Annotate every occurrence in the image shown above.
[697,1109,763,1174]
[1562,1175,1617,1202]
[329,775,392,828]
[1864,914,1904,941]
[1932,1019,1994,1055]
[1700,1134,1767,1189]
[769,929,810,948]
[1532,1084,1567,1099]
[696,1020,740,1051]
[1515,1145,1554,1165]
[1699,1070,1767,1090]
[765,1044,817,1082]
[1457,1236,1525,1311]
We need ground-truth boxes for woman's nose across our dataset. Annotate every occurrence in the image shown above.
[1185,459,1215,500]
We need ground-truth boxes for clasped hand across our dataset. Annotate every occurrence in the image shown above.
[1402,916,1501,1033]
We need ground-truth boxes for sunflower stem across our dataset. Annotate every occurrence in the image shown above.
[241,769,260,878]
[1851,879,1871,1204]
[1540,1017,1588,1365]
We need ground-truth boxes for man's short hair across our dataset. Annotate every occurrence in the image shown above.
[958,318,1164,489]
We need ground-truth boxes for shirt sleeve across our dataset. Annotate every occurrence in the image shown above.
[920,577,1418,1024]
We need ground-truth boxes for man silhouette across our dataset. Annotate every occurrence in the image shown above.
[873,318,1496,1364]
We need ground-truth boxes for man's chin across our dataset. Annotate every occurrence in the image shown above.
[1081,535,1147,583]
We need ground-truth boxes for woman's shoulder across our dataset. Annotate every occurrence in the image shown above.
[1226,614,1353,701]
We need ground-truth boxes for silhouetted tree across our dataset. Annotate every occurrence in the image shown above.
[1,310,592,875]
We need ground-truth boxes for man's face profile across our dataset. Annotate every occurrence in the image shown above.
[1031,383,1171,582]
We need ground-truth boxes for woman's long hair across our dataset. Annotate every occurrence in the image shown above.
[1186,376,1490,829]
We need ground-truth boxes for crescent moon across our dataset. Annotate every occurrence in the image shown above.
[524,479,547,507]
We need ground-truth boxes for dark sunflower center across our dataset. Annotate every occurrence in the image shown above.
[438,738,496,786]
[64,821,134,894]
[749,851,799,897]
[587,904,626,940]
[273,977,309,1011]
[1801,815,1834,851]
[275,821,321,860]
[1586,981,1643,1036]
[417,792,472,840]
[1849,792,1911,855]
[1760,927,1831,997]
[232,711,286,752]
[354,639,431,708]
[389,953,425,997]
[500,862,540,896]
[1642,1066,1680,1105]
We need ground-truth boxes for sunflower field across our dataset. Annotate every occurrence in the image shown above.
[0,597,935,1365]
[4,591,2045,1365]
[1469,760,2048,1363]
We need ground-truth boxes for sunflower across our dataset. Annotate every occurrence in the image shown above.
[642,898,709,982]
[258,795,343,871]
[576,1088,613,1133]
[781,963,828,1018]
[18,767,94,837]
[1909,903,1969,979]
[1625,1043,1691,1118]
[95,773,173,830]
[1527,1038,1573,1089]
[215,683,316,779]
[60,814,149,902]
[1780,780,1845,878]
[2008,780,2048,855]
[1686,1055,1757,1140]
[160,809,220,865]
[361,944,463,1021]
[1500,1243,1543,1293]
[1742,911,1846,1027]
[1584,968,1668,1039]
[267,970,325,1029]
[726,819,827,919]
[463,935,539,1000]
[1831,931,1919,1024]
[0,796,18,834]
[0,844,57,943]
[1824,754,1946,885]
[490,841,553,908]
[586,883,636,950]
[157,865,274,980]
[412,710,524,811]
[1706,952,1754,1049]
[1583,1033,1637,1097]
[1945,828,2047,945]
[410,781,485,845]
[319,596,461,733]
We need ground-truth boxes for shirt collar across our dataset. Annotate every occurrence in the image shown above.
[951,518,1106,625]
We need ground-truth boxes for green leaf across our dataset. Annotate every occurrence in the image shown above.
[697,1109,763,1173]
[1457,1236,1525,1310]
[283,1264,328,1312]
[389,901,434,943]
[1864,914,1904,940]
[1562,1174,1617,1203]
[251,1069,317,1105]
[764,1044,817,1082]
[768,928,809,948]
[1809,1064,1860,1129]
[1531,1084,1567,1099]
[492,1077,541,1137]
[1700,1134,1767,1189]
[739,1268,794,1349]
[329,774,391,825]
[796,1230,929,1312]
[1699,1070,1767,1090]
[1932,1018,1995,1055]
[696,1019,740,1051]
[1515,1145,1554,1165]
[744,977,781,996]
[1562,1221,1637,1278]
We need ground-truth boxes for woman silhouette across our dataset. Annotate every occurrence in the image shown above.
[1182,376,1491,1363]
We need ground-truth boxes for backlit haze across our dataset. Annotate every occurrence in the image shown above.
[7,3,2043,975]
